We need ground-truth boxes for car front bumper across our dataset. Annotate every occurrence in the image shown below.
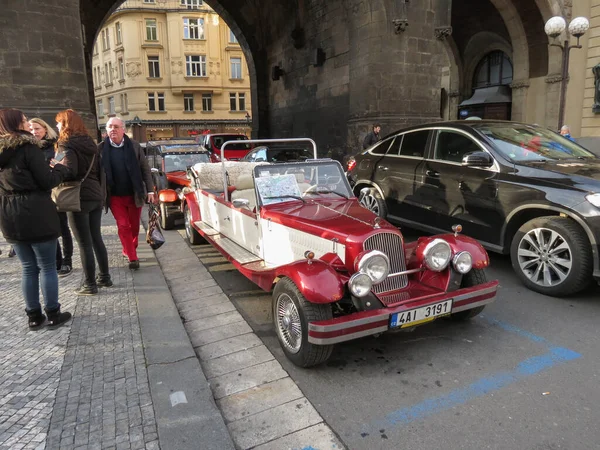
[307,281,499,345]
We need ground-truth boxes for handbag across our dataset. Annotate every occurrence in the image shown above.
[146,204,166,250]
[51,154,96,212]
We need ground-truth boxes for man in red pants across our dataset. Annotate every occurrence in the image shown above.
[100,118,156,269]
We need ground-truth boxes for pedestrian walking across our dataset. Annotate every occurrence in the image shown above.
[30,117,74,277]
[100,117,156,270]
[55,109,111,295]
[0,108,72,328]
[363,123,382,149]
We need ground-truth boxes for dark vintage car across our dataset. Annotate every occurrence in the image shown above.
[181,139,499,367]
[347,121,600,296]
[196,133,253,161]
[241,145,314,163]
[145,140,211,229]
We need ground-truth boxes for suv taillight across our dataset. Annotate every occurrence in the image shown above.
[347,158,356,172]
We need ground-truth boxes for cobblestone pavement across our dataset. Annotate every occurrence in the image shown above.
[0,215,159,450]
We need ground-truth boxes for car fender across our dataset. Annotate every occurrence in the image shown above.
[183,191,201,219]
[413,234,490,270]
[352,180,385,198]
[275,260,344,304]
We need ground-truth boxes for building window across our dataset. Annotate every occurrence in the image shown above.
[121,93,128,113]
[146,19,158,41]
[184,94,194,111]
[185,55,206,77]
[108,62,113,83]
[183,18,204,40]
[202,93,212,111]
[229,29,238,43]
[115,22,122,45]
[238,92,246,111]
[118,58,125,80]
[148,92,166,111]
[93,67,99,86]
[230,57,242,79]
[148,55,160,78]
[181,0,202,9]
[473,51,513,90]
[106,28,110,50]
[101,30,107,51]
[97,99,104,116]
[108,96,115,115]
[144,0,155,3]
[94,43,99,55]
[104,63,109,84]
[230,92,237,111]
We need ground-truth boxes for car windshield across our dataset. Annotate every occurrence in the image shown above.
[253,161,353,206]
[213,135,251,150]
[476,124,595,162]
[164,152,210,172]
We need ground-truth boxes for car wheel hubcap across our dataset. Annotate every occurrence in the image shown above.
[275,293,302,354]
[360,192,380,216]
[517,227,572,287]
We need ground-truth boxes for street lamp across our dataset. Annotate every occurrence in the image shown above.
[544,15,590,130]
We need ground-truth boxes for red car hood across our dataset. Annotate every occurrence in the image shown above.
[166,171,191,187]
[261,198,397,241]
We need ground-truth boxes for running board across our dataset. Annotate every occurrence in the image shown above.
[194,221,219,236]
[211,235,263,264]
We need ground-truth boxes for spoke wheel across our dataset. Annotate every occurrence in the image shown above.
[184,205,204,245]
[272,277,333,367]
[275,293,302,354]
[510,217,592,296]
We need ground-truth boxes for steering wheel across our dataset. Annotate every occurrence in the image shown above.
[301,184,321,197]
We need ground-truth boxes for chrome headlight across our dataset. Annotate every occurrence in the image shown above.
[423,239,452,272]
[586,193,600,208]
[349,272,373,297]
[356,250,390,284]
[452,251,472,274]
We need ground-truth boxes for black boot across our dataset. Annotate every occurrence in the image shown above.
[96,274,113,288]
[45,307,71,328]
[75,284,98,296]
[26,309,46,330]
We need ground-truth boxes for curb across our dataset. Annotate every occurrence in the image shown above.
[153,228,345,450]
[133,232,236,450]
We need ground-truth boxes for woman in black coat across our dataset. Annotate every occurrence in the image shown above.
[0,109,72,329]
[55,109,111,295]
[30,117,74,277]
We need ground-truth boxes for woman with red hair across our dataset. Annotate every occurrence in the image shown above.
[55,109,111,295]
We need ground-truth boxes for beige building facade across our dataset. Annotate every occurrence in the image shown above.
[92,0,252,142]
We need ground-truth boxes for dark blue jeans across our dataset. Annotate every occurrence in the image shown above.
[12,239,60,312]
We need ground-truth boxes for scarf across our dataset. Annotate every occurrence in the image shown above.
[101,135,145,199]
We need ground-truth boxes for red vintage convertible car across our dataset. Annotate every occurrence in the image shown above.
[182,139,499,367]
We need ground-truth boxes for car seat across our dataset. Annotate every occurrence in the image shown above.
[231,173,258,212]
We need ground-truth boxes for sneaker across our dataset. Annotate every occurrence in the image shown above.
[8,247,16,258]
[45,307,72,328]
[26,309,46,330]
[129,260,140,270]
[57,265,72,278]
[96,275,113,288]
[75,284,98,296]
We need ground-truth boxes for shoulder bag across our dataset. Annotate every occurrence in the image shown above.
[51,154,96,212]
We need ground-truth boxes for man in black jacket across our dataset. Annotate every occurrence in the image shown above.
[363,123,382,149]
[101,118,156,270]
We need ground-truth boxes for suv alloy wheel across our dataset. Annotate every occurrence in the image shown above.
[358,188,387,218]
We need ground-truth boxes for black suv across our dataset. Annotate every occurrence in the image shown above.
[145,140,211,229]
[347,121,600,296]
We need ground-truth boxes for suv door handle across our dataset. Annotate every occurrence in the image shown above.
[426,169,440,177]
[378,165,389,171]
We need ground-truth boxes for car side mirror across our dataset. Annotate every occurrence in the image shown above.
[232,198,250,209]
[462,151,493,168]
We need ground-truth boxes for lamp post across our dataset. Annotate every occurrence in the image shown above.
[544,16,590,131]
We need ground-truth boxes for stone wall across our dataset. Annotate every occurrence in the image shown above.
[0,0,94,130]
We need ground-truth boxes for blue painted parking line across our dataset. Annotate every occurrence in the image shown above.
[359,316,582,436]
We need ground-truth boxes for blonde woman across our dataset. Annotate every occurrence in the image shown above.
[29,117,73,277]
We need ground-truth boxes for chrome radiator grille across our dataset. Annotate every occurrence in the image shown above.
[363,232,408,293]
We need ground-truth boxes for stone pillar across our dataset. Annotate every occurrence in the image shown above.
[346,0,449,147]
[509,80,530,122]
[0,0,94,130]
[545,74,563,131]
